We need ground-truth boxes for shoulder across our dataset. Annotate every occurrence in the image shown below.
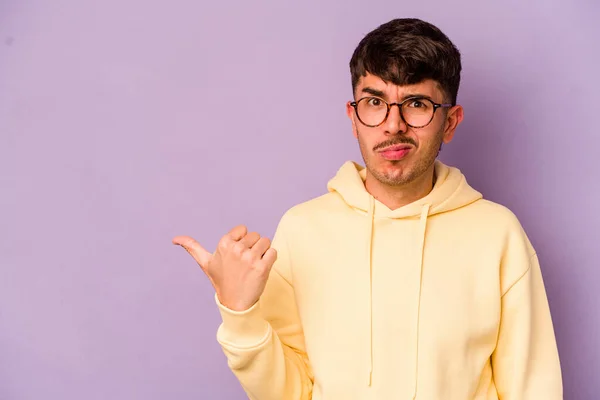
[464,199,536,257]
[279,192,344,224]
[441,197,535,256]
[463,199,526,231]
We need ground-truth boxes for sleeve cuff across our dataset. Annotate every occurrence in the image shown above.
[215,293,272,349]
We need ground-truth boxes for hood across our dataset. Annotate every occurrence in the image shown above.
[327,160,482,218]
[326,160,482,393]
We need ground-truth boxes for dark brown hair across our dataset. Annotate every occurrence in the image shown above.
[350,18,462,105]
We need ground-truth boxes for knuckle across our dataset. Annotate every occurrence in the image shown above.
[241,251,255,264]
[232,241,245,255]
[217,238,229,252]
[253,260,266,272]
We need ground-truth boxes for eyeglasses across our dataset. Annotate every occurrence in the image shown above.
[350,96,452,128]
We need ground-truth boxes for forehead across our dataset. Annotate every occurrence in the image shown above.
[356,73,443,99]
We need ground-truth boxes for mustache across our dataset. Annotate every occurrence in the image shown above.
[373,137,417,152]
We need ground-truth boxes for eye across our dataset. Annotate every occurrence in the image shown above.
[408,99,425,108]
[367,97,384,107]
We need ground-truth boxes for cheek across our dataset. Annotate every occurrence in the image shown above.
[414,126,443,148]
[356,128,377,149]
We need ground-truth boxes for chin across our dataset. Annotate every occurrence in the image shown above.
[381,159,411,174]
[372,164,414,186]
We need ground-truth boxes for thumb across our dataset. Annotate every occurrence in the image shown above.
[172,235,212,268]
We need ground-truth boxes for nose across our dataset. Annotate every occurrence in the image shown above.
[383,103,408,135]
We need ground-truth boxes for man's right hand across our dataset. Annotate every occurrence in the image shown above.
[172,225,278,312]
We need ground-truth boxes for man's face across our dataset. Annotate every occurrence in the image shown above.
[346,73,463,187]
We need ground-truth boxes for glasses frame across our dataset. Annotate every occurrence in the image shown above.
[350,96,453,128]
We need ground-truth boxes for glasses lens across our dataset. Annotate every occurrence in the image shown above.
[356,97,388,126]
[402,98,434,128]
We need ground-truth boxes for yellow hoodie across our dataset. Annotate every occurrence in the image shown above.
[214,160,562,400]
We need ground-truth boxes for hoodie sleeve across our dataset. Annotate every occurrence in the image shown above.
[491,248,563,399]
[214,217,314,400]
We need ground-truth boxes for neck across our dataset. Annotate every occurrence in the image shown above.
[365,165,436,210]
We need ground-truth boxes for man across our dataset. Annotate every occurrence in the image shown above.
[173,18,562,400]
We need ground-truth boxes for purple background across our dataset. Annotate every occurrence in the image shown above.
[1,1,598,399]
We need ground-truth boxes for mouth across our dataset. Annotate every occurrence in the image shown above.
[377,144,413,161]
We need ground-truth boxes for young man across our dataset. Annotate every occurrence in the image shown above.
[173,18,563,400]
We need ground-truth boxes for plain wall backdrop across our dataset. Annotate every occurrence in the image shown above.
[1,0,598,399]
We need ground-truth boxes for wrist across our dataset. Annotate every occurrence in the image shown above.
[216,292,257,312]
[215,293,271,348]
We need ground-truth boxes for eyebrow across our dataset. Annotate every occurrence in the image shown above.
[361,87,387,98]
[360,86,434,102]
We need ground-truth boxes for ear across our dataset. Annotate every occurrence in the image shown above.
[346,101,359,139]
[442,105,464,144]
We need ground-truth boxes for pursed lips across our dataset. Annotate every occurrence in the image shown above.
[377,144,414,160]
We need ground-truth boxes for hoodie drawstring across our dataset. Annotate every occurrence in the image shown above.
[366,195,375,386]
[412,204,431,399]
[365,201,431,394]
[365,200,431,392]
